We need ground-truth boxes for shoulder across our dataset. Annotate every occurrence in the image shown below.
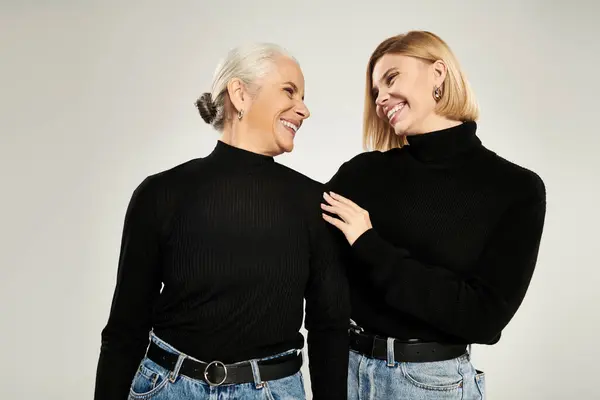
[481,149,546,203]
[130,158,205,204]
[273,162,325,194]
[325,150,388,193]
[339,150,386,171]
[331,150,387,180]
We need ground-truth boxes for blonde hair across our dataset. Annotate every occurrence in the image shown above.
[363,31,479,151]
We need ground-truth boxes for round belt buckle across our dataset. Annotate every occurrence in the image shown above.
[204,360,227,386]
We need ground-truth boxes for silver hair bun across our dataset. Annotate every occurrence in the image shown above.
[195,92,217,124]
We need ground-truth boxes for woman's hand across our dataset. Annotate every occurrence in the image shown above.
[321,192,372,245]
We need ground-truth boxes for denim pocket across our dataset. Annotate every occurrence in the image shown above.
[475,370,485,398]
[401,361,464,391]
[129,359,170,399]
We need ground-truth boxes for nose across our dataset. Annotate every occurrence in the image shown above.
[295,102,310,119]
[376,91,390,108]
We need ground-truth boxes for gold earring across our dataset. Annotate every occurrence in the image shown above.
[238,109,244,120]
[433,86,442,101]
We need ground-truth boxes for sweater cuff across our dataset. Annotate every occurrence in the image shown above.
[351,228,409,284]
[352,228,390,266]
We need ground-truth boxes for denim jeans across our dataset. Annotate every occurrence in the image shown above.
[128,333,306,400]
[348,348,485,400]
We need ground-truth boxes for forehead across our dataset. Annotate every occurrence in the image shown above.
[372,54,422,82]
[267,56,305,87]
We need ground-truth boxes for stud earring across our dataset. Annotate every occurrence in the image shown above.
[433,86,442,101]
[238,109,244,120]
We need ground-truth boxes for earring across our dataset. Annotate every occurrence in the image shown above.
[237,109,244,120]
[433,86,442,101]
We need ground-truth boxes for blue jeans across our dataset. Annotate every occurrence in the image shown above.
[128,333,306,399]
[348,349,485,400]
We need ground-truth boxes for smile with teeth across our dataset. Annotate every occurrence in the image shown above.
[281,119,299,134]
[386,102,406,120]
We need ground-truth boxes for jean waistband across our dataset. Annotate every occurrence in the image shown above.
[148,331,299,365]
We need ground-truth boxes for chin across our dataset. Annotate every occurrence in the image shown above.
[274,131,295,153]
[392,121,409,136]
[393,116,424,136]
[280,142,294,153]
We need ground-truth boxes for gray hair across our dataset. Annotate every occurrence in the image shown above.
[196,43,295,131]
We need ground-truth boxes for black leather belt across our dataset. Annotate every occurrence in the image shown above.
[350,330,467,363]
[147,342,302,386]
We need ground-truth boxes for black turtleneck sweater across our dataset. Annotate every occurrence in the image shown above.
[95,141,350,400]
[327,121,546,345]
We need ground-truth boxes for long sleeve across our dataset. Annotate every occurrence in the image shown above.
[350,184,546,344]
[94,176,163,400]
[304,203,351,400]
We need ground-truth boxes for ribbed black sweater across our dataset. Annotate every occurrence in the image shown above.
[327,121,546,345]
[94,140,350,400]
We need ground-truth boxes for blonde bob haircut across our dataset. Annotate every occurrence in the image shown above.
[363,31,479,151]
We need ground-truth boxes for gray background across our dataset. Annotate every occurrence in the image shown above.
[1,1,598,399]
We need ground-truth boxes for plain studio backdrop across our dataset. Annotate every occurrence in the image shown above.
[1,1,598,399]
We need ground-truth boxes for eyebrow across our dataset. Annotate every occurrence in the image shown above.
[284,81,304,100]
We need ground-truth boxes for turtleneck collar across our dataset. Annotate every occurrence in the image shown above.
[405,121,481,163]
[208,140,275,166]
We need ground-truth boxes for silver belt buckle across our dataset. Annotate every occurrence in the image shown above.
[204,360,227,386]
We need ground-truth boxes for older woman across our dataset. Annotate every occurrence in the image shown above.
[94,43,350,400]
[323,31,546,399]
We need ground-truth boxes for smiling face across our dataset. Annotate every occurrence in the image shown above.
[371,53,446,136]
[231,56,310,155]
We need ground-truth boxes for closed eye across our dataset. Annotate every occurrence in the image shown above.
[386,73,398,86]
[284,87,294,96]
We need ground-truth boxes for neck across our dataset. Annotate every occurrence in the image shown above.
[408,114,462,136]
[220,125,275,157]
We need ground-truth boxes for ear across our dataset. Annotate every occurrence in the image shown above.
[431,60,448,87]
[226,78,247,112]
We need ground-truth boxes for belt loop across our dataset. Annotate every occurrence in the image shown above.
[144,331,153,357]
[168,353,185,383]
[250,359,264,389]
[349,319,364,334]
[386,337,395,367]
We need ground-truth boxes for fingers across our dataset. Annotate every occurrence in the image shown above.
[323,192,351,216]
[328,191,358,208]
[320,202,351,222]
[325,192,364,215]
[323,192,342,206]
[322,213,346,230]
[323,192,354,212]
